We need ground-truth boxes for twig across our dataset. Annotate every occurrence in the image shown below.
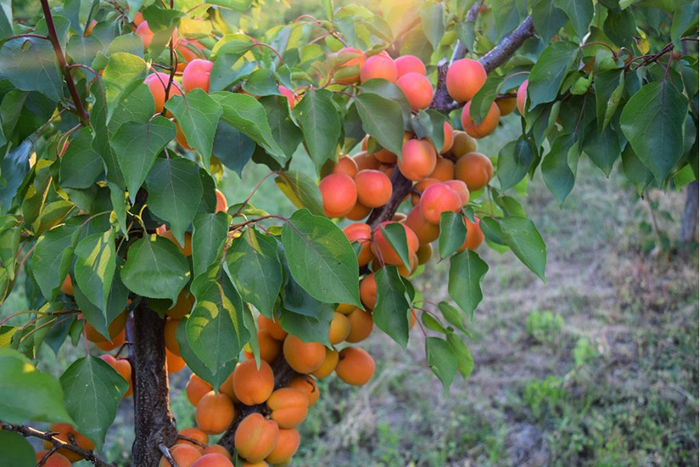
[158,443,177,467]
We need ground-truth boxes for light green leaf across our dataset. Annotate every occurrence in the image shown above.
[31,224,79,301]
[354,93,405,157]
[528,41,578,109]
[426,337,457,393]
[0,36,62,101]
[419,2,445,49]
[542,134,578,206]
[60,128,102,189]
[275,171,324,216]
[192,212,230,279]
[74,230,116,314]
[446,332,474,378]
[293,88,341,170]
[438,212,467,259]
[102,52,148,116]
[500,216,546,282]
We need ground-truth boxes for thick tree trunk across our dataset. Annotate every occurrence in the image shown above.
[130,301,178,466]
[680,180,698,246]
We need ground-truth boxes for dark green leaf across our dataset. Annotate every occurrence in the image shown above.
[354,93,405,156]
[31,224,79,301]
[0,431,35,467]
[500,216,546,281]
[527,41,578,109]
[438,212,467,259]
[60,127,102,189]
[213,121,256,176]
[594,69,624,131]
[102,52,148,116]
[582,121,620,176]
[0,36,62,101]
[542,134,578,206]
[470,76,501,124]
[293,88,341,170]
[74,230,116,313]
[554,0,593,36]
[278,308,333,344]
[621,144,653,193]
[380,223,412,270]
[497,138,536,191]
[193,212,230,279]
[448,249,488,319]
[275,171,324,216]
[374,267,412,348]
[176,317,237,391]
[531,0,568,41]
[426,337,457,393]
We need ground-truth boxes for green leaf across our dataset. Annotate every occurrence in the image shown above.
[491,0,525,38]
[360,80,412,125]
[73,265,128,341]
[438,212,467,259]
[438,301,469,335]
[146,157,203,248]
[419,2,445,49]
[620,80,688,182]
[603,8,636,48]
[0,348,73,424]
[425,337,457,393]
[192,212,230,279]
[0,431,35,467]
[671,3,699,50]
[60,356,128,449]
[582,121,620,176]
[121,236,190,303]
[242,68,280,96]
[278,308,333,344]
[209,38,254,92]
[165,90,223,169]
[470,76,501,124]
[446,332,474,377]
[293,88,341,170]
[281,209,361,307]
[142,4,183,30]
[497,138,536,191]
[373,266,412,349]
[31,224,79,301]
[554,0,593,37]
[60,128,102,189]
[0,217,19,282]
[448,250,488,319]
[176,317,236,391]
[275,171,324,216]
[500,216,546,281]
[527,42,578,109]
[102,52,148,116]
[531,0,568,41]
[594,69,625,131]
[0,0,13,42]
[0,36,62,101]
[111,117,176,203]
[380,223,412,270]
[542,134,578,206]
[226,229,283,318]
[74,230,116,314]
[354,93,405,157]
[213,121,256,176]
[621,144,653,193]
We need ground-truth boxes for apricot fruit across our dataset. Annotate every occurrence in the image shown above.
[167,288,195,319]
[159,444,201,467]
[191,453,234,467]
[278,85,297,109]
[411,178,441,206]
[345,201,372,221]
[416,243,433,264]
[136,21,154,49]
[44,424,95,462]
[176,427,209,450]
[133,11,145,26]
[441,122,455,154]
[287,376,319,406]
[244,330,282,363]
[458,216,484,251]
[443,179,470,205]
[352,151,380,171]
[354,169,392,208]
[311,347,340,378]
[186,374,214,407]
[196,391,236,434]
[329,312,351,345]
[398,139,437,181]
[345,307,374,343]
[333,156,359,178]
[446,58,487,102]
[419,183,462,225]
[360,53,398,83]
[215,189,228,213]
[394,55,426,77]
[335,47,365,84]
[336,347,375,386]
[461,101,500,139]
[157,228,192,256]
[234,413,280,463]
[166,348,186,373]
[283,335,326,374]
[496,96,517,116]
[61,274,73,296]
[450,130,477,157]
[182,59,213,93]
[429,157,455,182]
[258,315,287,341]
[405,205,440,244]
[396,72,434,110]
[517,79,528,115]
[35,450,71,467]
[343,222,373,267]
[94,329,125,351]
[371,221,419,266]
[232,359,275,405]
[164,318,181,356]
[265,428,300,464]
[319,173,357,218]
[267,387,309,428]
[359,273,377,310]
[176,122,193,150]
[144,72,184,114]
[336,303,356,315]
[455,152,493,191]
[201,444,231,459]
[85,311,127,343]
[99,354,133,397]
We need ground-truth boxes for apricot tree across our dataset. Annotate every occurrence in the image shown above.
[0,0,697,465]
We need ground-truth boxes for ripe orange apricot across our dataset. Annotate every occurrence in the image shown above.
[359,273,377,310]
[133,11,145,26]
[167,288,195,319]
[36,450,71,467]
[398,139,437,181]
[396,72,434,111]
[201,444,231,459]
[136,21,154,49]
[319,173,357,218]
[267,387,309,428]
[176,427,209,450]
[496,96,517,116]
[94,328,125,351]
[164,318,181,356]
[461,101,500,139]
[411,178,441,206]
[278,85,297,109]
[371,221,419,266]
[360,53,398,83]
[144,72,184,114]
[410,309,417,330]
[329,312,351,345]
[441,122,455,154]
[182,59,213,93]
[196,391,236,434]
[345,201,372,221]
[44,424,95,462]
[396,253,418,278]
[354,169,392,208]
[232,359,274,405]
[191,453,234,467]
[282,335,326,374]
[311,347,340,378]
[416,243,433,264]
[394,55,426,77]
[419,183,462,225]
[186,374,214,407]
[234,413,280,463]
[215,189,228,213]
[517,79,528,115]
[429,157,455,182]
[343,222,373,267]
[455,152,493,191]
[258,315,287,341]
[265,428,300,464]
[157,228,192,256]
[458,216,485,251]
[242,462,268,467]
[166,349,186,373]
[61,274,73,295]
[336,303,356,315]
[85,311,127,342]
[333,156,359,178]
[353,151,380,171]
[99,354,133,397]
[335,47,365,84]
[443,179,470,205]
[244,330,282,363]
[346,307,374,343]
[405,205,440,244]
[450,130,477,157]
[176,122,193,150]
[372,146,398,164]
[159,444,202,467]
[446,58,487,102]
[287,376,319,406]
[336,347,375,386]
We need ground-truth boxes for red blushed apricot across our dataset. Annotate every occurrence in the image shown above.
[333,156,359,178]
[441,122,454,154]
[336,347,375,386]
[85,311,127,343]
[168,288,195,319]
[61,274,73,295]
[461,101,500,139]
[496,96,517,116]
[345,201,372,221]
[191,453,234,467]
[359,273,377,310]
[258,315,287,341]
[455,152,493,191]
[446,58,487,103]
[35,450,71,467]
[371,221,419,266]
[355,169,392,208]
[159,444,202,467]
[144,72,184,114]
[164,318,180,356]
[176,123,193,150]
[311,347,340,378]
[136,21,154,49]
[186,374,214,407]
[429,157,455,182]
[234,413,280,463]
[360,53,398,83]
[394,55,426,77]
[265,428,300,464]
[335,47,365,84]
[44,424,95,462]
[244,330,282,363]
[283,335,326,374]
[278,85,297,109]
[319,173,357,218]
[196,391,236,434]
[405,205,440,244]
[450,130,478,158]
[419,183,462,225]
[232,359,275,405]
[411,178,441,206]
[176,427,209,450]
[99,355,133,398]
[288,376,319,406]
[443,179,470,205]
[346,307,373,343]
[166,349,186,373]
[353,151,380,171]
[215,189,228,213]
[416,243,432,264]
[517,79,528,115]
[396,72,434,111]
[398,139,437,181]
[343,222,373,267]
[202,444,231,459]
[458,216,485,251]
[95,329,125,351]
[328,312,351,345]
[267,387,309,428]
[182,59,213,93]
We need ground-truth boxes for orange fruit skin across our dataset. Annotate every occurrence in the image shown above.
[336,347,376,386]
[496,96,517,116]
[405,206,440,244]
[360,53,398,83]
[443,180,470,206]
[352,151,380,171]
[411,178,441,206]
[167,288,195,319]
[319,173,357,218]
[242,462,268,467]
[258,315,287,341]
[136,21,154,49]
[287,376,319,406]
[454,152,493,192]
[94,329,125,351]
[265,428,300,464]
[61,274,73,295]
[371,221,419,266]
[396,72,434,111]
[144,72,184,114]
[176,428,209,451]
[85,311,127,342]
[372,147,398,164]
[419,183,463,225]
[458,216,485,251]
[201,444,232,459]
[232,359,275,405]
[328,312,351,345]
[310,347,340,379]
[517,79,528,115]
[440,122,455,154]
[133,11,145,26]
[450,130,478,158]
[354,170,392,208]
[244,330,282,363]
[176,123,193,150]
[335,47,366,84]
[266,387,309,428]
[461,101,500,139]
[44,424,95,462]
[398,139,437,181]
[429,157,455,182]
[283,335,326,374]
[278,85,297,109]
[394,55,426,77]
[196,391,236,435]
[99,354,133,397]
[359,273,377,310]
[157,229,192,256]
[164,319,181,356]
[191,453,235,467]
[346,307,374,343]
[215,189,228,213]
[345,202,372,221]
[333,156,359,178]
[35,450,71,467]
[343,222,373,266]
[159,444,202,467]
[446,58,487,102]
[336,303,356,315]
[166,349,186,373]
[186,374,214,407]
[182,59,213,93]
[234,413,280,463]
